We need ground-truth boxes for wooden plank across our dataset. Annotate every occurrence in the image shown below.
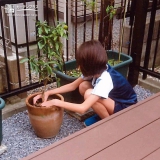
[87,119,160,160]
[142,148,160,160]
[22,93,160,160]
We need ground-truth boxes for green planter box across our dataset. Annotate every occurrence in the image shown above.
[107,50,132,78]
[55,50,132,104]
[0,98,5,145]
[55,59,83,104]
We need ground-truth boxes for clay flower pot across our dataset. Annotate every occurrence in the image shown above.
[26,93,64,138]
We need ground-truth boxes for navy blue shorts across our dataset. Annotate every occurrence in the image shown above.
[113,101,130,113]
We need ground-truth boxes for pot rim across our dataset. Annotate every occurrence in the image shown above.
[26,92,64,109]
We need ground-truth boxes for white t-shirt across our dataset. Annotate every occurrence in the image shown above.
[82,70,113,99]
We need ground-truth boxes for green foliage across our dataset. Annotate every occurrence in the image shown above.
[82,0,96,12]
[108,59,122,66]
[106,5,116,20]
[21,20,68,86]
[65,68,82,78]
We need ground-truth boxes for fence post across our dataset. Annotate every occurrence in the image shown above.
[128,0,149,86]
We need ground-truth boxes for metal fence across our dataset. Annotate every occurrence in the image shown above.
[128,0,160,86]
[0,0,160,99]
[0,0,46,98]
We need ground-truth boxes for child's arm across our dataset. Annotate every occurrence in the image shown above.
[46,77,83,95]
[41,93,100,114]
[33,77,84,104]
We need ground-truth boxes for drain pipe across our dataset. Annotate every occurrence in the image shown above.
[1,5,12,56]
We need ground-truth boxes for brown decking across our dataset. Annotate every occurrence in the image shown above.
[22,92,160,160]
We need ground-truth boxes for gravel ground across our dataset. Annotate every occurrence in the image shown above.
[0,84,154,160]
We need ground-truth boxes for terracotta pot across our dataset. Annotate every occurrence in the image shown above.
[26,92,64,138]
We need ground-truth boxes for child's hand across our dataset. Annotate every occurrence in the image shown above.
[41,99,60,107]
[33,91,50,104]
[33,94,42,104]
[41,100,52,107]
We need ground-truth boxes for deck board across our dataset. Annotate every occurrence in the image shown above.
[142,148,160,160]
[87,119,160,160]
[22,92,160,160]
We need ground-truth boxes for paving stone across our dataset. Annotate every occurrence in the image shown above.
[65,108,95,121]
[6,95,21,104]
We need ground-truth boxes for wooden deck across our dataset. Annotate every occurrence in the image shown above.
[22,92,160,160]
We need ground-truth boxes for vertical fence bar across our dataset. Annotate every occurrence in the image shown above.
[12,10,22,88]
[35,0,38,53]
[127,0,130,11]
[56,0,59,22]
[142,0,157,79]
[99,0,105,46]
[35,0,38,22]
[74,0,77,57]
[65,0,69,61]
[91,0,95,40]
[45,0,49,23]
[152,21,160,71]
[83,0,86,42]
[23,1,32,84]
[128,0,136,55]
[0,6,11,92]
[99,0,112,50]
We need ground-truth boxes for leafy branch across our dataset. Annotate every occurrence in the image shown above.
[106,5,116,20]
[21,21,68,88]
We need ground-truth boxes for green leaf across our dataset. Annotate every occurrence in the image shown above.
[44,27,50,34]
[38,27,43,35]
[55,43,59,51]
[54,36,57,41]
[38,41,45,50]
[56,77,60,87]
[20,58,28,63]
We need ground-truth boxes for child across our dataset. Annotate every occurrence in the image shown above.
[33,40,137,126]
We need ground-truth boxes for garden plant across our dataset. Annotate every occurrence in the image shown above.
[20,20,68,138]
[21,20,68,104]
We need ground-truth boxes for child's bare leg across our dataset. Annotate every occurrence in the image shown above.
[84,89,115,119]
[79,81,92,96]
[91,101,110,118]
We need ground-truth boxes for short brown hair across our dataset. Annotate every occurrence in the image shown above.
[76,40,107,77]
